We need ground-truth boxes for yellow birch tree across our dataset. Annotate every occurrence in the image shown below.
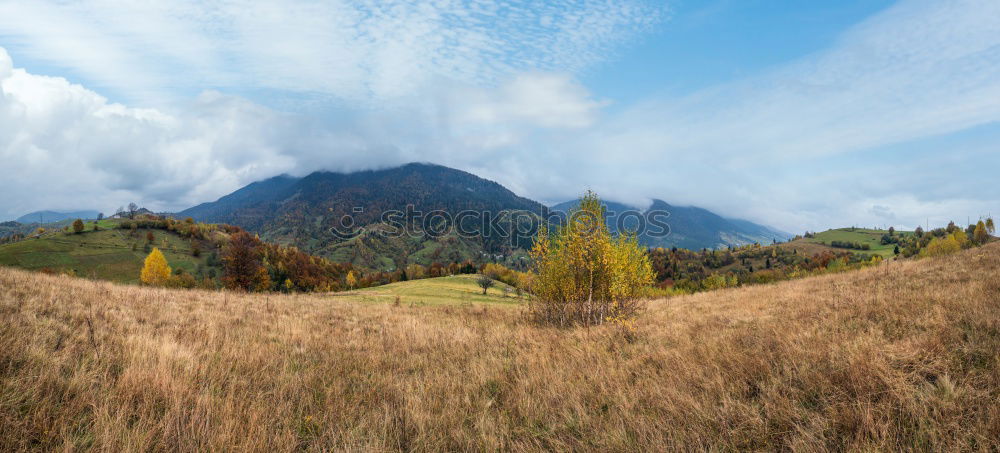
[140,248,172,286]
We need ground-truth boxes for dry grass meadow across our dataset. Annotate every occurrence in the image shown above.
[1,243,999,451]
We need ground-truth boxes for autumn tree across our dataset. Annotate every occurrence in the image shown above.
[72,219,85,234]
[345,271,358,290]
[921,230,968,258]
[986,217,995,235]
[530,191,654,327]
[221,231,270,292]
[406,263,427,280]
[973,220,989,245]
[140,248,172,286]
[477,273,495,295]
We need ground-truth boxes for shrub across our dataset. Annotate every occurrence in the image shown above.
[921,234,963,257]
[164,271,197,289]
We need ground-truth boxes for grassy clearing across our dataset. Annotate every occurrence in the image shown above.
[0,226,209,283]
[350,274,523,306]
[784,227,909,258]
[1,244,999,450]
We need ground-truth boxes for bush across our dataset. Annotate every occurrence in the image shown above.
[830,240,869,250]
[921,233,964,257]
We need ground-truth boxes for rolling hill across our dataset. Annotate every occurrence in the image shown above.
[550,198,790,250]
[1,239,997,450]
[0,219,219,284]
[179,163,548,270]
[778,227,913,259]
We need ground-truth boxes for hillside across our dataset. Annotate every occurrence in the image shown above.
[179,163,548,270]
[550,198,789,250]
[779,227,912,259]
[0,219,217,283]
[1,243,998,450]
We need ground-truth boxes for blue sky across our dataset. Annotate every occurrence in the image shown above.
[0,0,997,232]
[584,0,897,106]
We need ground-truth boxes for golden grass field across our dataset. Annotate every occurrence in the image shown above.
[1,244,998,451]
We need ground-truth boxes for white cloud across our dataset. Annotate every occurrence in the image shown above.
[0,47,10,79]
[502,0,1000,231]
[0,0,997,234]
[0,46,608,219]
[0,0,660,107]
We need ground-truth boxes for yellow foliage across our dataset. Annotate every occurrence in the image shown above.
[530,191,654,326]
[950,230,969,248]
[481,263,530,290]
[406,264,427,280]
[140,248,172,286]
[973,221,989,245]
[921,235,962,257]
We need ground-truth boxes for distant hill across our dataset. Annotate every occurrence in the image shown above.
[778,227,910,259]
[15,210,100,224]
[0,218,217,283]
[550,199,790,250]
[179,163,548,270]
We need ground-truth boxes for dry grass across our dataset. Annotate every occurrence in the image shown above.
[1,244,999,451]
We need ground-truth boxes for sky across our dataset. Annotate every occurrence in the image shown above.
[0,0,998,232]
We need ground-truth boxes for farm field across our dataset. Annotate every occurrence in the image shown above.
[1,243,998,450]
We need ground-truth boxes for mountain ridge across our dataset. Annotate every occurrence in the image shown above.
[178,163,548,270]
[15,210,101,224]
[550,198,790,250]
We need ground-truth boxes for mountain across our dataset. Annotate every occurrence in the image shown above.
[550,198,790,250]
[179,163,548,270]
[15,210,100,224]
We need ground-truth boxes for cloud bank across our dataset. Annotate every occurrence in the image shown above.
[0,0,998,233]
